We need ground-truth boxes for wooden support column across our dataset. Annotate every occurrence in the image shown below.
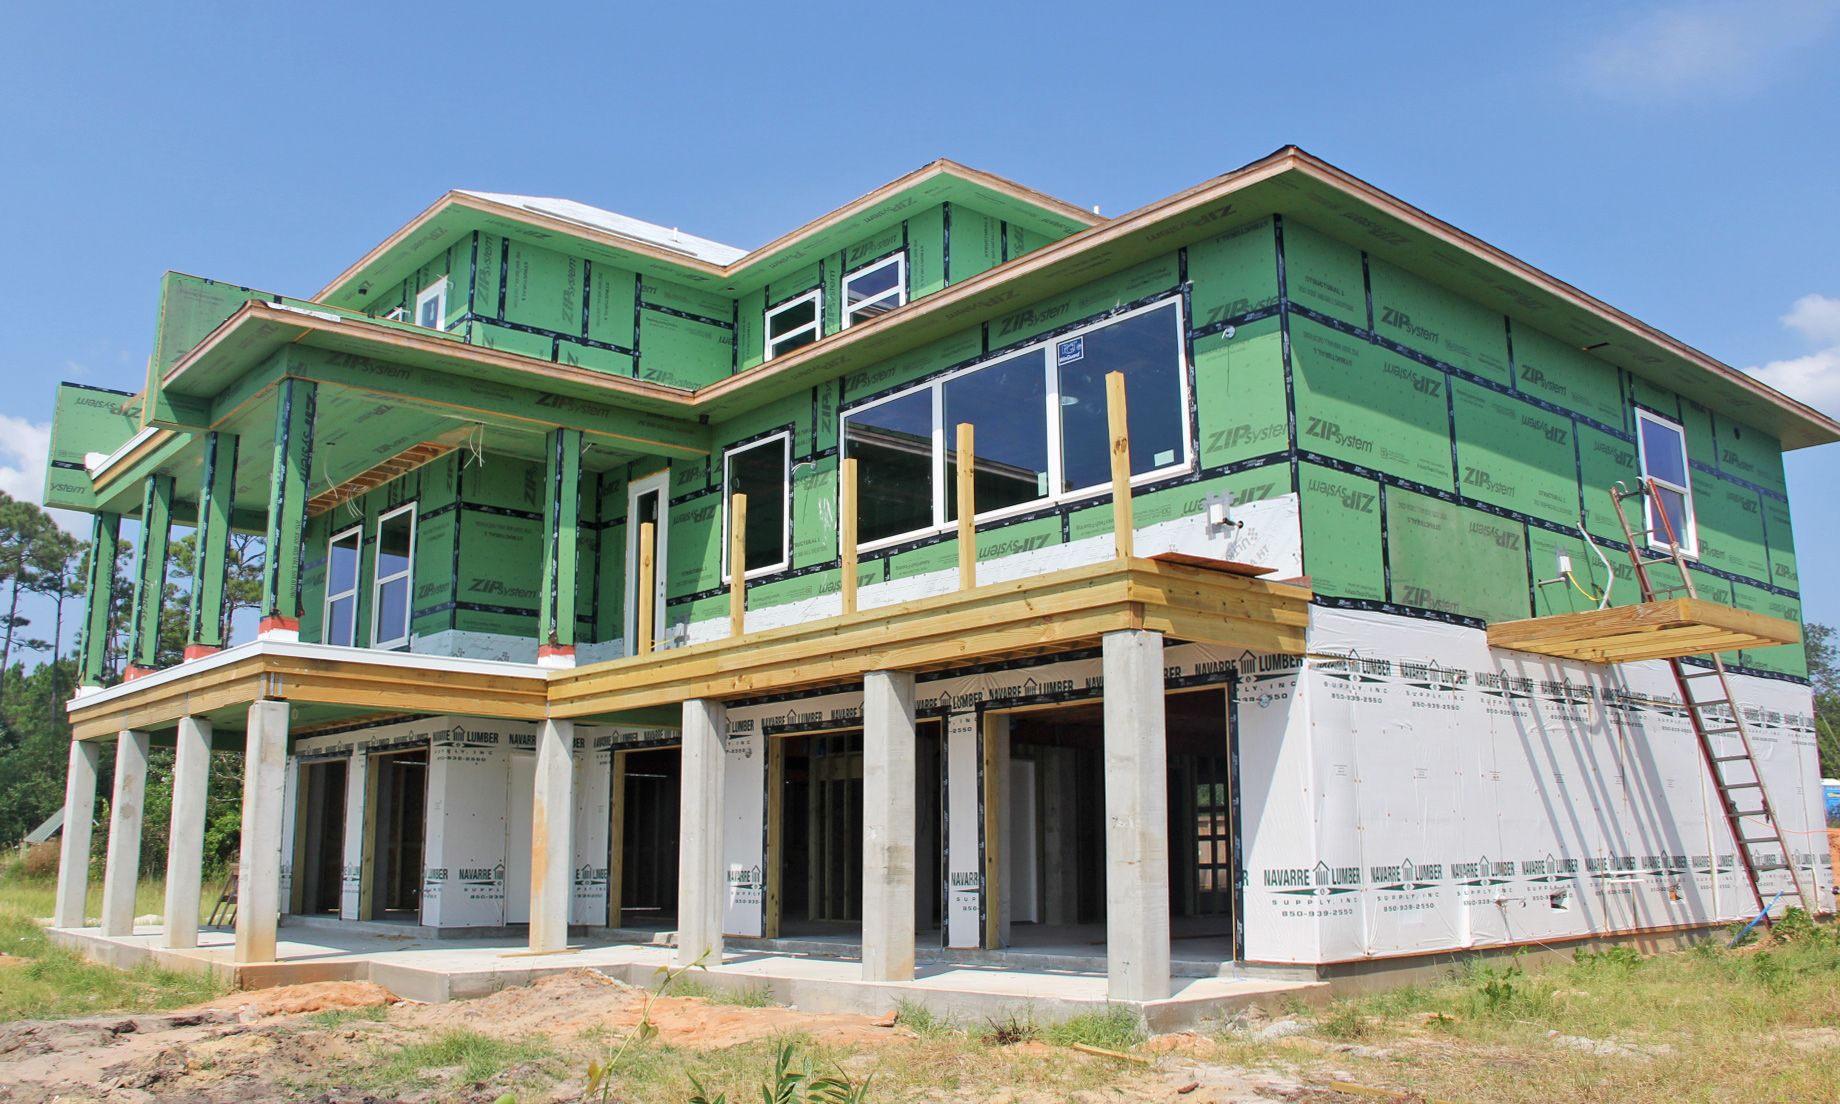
[955,423,976,590]
[185,431,239,659]
[539,427,583,667]
[53,738,100,927]
[607,751,626,926]
[100,730,151,936]
[161,715,212,948]
[124,475,174,678]
[729,493,747,637]
[839,458,858,616]
[236,700,290,963]
[260,377,317,640]
[1106,371,1133,559]
[78,513,121,688]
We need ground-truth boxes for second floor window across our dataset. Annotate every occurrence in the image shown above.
[372,503,416,650]
[1636,409,1696,557]
[415,279,448,331]
[324,526,361,646]
[765,289,822,360]
[842,255,905,328]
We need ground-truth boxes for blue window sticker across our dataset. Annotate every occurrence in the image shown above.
[1057,336,1084,365]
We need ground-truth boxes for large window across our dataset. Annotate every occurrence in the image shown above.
[414,279,447,332]
[724,433,791,579]
[765,289,822,360]
[1636,409,1696,557]
[840,298,1190,551]
[371,503,416,650]
[323,526,362,647]
[842,255,905,329]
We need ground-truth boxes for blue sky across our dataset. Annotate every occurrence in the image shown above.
[1,1,1837,651]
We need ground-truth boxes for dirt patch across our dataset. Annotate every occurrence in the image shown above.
[191,980,399,1018]
[401,969,908,1050]
[0,954,23,969]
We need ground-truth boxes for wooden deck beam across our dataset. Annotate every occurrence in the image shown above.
[1487,597,1799,664]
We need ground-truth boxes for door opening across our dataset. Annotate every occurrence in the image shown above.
[611,746,681,931]
[625,470,670,653]
[365,749,428,922]
[294,759,347,915]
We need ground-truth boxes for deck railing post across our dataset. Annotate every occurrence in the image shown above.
[840,458,859,616]
[956,423,976,590]
[729,492,747,637]
[1106,371,1133,560]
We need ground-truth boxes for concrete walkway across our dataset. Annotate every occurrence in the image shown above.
[46,924,1326,1030]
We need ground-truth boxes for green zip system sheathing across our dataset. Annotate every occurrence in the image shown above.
[78,512,121,686]
[262,378,316,628]
[125,474,174,670]
[185,431,238,649]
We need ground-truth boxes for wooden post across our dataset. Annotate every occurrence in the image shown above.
[956,423,976,590]
[729,493,748,637]
[1106,371,1133,560]
[637,521,656,656]
[764,737,784,938]
[840,457,859,616]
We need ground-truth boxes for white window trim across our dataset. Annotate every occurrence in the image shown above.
[841,254,907,330]
[840,296,1194,555]
[414,279,448,332]
[1634,408,1698,559]
[764,289,823,361]
[722,432,793,582]
[323,524,363,647]
[369,502,417,650]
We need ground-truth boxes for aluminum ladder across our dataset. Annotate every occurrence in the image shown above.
[1608,479,1812,922]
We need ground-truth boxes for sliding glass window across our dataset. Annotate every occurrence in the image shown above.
[840,297,1190,552]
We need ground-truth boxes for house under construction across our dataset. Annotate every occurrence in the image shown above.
[42,147,1837,1007]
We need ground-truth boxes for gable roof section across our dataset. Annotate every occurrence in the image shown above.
[315,160,1101,309]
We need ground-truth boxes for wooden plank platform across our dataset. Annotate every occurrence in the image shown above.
[68,557,1311,739]
[1486,598,1800,664]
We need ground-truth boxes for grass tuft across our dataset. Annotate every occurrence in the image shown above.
[894,998,958,1038]
[372,1028,553,1087]
[1042,1006,1146,1051]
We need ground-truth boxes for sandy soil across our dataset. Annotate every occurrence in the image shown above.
[0,969,1317,1104]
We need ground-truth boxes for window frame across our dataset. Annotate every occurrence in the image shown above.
[414,279,448,332]
[1634,408,1697,559]
[839,296,1193,555]
[840,254,907,330]
[721,431,793,583]
[764,289,823,361]
[322,523,363,647]
[368,502,418,651]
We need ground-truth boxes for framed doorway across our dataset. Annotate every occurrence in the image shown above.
[624,469,670,654]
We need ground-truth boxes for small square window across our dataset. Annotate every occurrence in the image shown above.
[765,290,822,360]
[842,255,906,329]
[1635,409,1696,557]
[414,280,448,332]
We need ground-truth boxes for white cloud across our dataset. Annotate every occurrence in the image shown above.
[0,414,85,533]
[1748,295,1840,418]
[1782,293,1840,346]
[1581,1,1838,98]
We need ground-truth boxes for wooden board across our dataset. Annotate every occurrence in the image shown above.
[1486,597,1800,664]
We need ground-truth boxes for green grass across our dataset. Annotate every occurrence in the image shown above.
[369,1028,556,1087]
[670,978,775,1007]
[1040,1006,1147,1051]
[1264,914,1840,1102]
[0,879,223,1022]
[304,1004,390,1028]
[894,998,958,1038]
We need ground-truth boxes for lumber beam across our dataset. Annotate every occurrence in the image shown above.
[840,457,858,616]
[956,423,975,590]
[1107,371,1132,559]
[1487,597,1800,663]
[730,492,747,636]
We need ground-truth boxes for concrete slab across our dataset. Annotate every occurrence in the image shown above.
[45,922,1327,1029]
